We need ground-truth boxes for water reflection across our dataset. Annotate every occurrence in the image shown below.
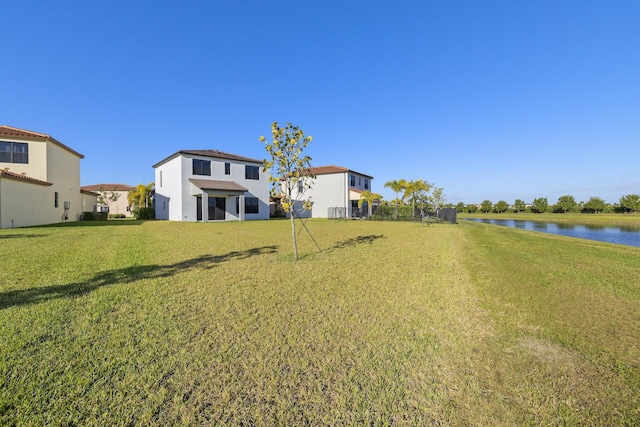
[466,218,640,248]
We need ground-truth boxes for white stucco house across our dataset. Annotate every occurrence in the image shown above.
[0,125,86,229]
[81,184,135,217]
[153,149,270,222]
[290,165,374,218]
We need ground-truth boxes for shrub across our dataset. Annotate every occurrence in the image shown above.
[133,207,154,220]
[82,211,96,221]
[109,214,127,219]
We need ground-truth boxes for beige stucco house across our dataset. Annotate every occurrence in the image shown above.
[81,184,135,217]
[0,125,86,228]
[288,165,374,218]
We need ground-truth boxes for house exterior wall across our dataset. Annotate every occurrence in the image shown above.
[46,142,83,221]
[291,169,373,218]
[0,179,52,229]
[0,133,83,228]
[154,152,270,222]
[81,192,98,213]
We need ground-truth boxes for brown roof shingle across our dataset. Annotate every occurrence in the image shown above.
[0,168,52,186]
[81,184,135,192]
[0,125,85,159]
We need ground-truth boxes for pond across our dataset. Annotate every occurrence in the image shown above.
[464,218,640,248]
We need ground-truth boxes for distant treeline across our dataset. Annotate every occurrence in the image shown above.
[454,194,640,214]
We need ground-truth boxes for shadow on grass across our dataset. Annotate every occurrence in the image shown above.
[36,220,148,228]
[330,234,385,250]
[0,245,278,310]
[0,234,48,239]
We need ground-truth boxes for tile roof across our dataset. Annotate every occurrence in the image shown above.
[0,168,52,186]
[153,149,263,168]
[0,125,85,159]
[307,165,373,179]
[81,184,135,192]
[188,178,249,193]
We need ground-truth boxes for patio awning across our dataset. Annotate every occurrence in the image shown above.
[189,178,248,195]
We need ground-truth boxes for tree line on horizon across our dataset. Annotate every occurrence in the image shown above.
[456,194,640,214]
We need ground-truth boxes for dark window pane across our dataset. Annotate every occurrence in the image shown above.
[245,165,259,180]
[245,197,259,214]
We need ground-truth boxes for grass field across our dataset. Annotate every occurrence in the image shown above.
[1,219,639,425]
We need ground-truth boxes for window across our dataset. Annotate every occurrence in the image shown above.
[245,165,259,180]
[54,192,58,208]
[192,159,211,176]
[298,180,303,193]
[225,162,231,175]
[0,141,28,164]
[159,171,163,187]
[350,174,355,187]
[358,177,362,186]
[364,178,369,190]
[245,197,259,214]
[237,197,258,214]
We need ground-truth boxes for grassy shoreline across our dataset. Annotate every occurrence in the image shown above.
[459,211,640,226]
[1,220,638,425]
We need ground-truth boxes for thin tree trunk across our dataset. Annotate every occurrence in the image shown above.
[290,211,298,260]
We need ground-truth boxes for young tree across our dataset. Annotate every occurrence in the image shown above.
[455,202,466,213]
[619,194,640,213]
[261,122,313,260]
[480,200,493,213]
[358,190,382,218]
[430,187,445,218]
[513,199,526,213]
[97,186,121,215]
[384,179,407,219]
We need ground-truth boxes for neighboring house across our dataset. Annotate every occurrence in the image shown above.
[153,149,269,222]
[290,165,374,218]
[0,125,85,229]
[81,189,99,214]
[81,184,135,217]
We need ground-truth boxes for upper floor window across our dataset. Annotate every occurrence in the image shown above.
[298,180,304,193]
[193,159,211,176]
[245,165,259,180]
[225,162,231,175]
[0,141,28,164]
[350,174,355,187]
[364,178,369,190]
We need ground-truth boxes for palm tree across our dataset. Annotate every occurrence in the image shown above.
[358,191,382,218]
[404,179,431,218]
[384,179,406,219]
[128,182,155,209]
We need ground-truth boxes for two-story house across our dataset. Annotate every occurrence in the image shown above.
[81,184,135,217]
[153,149,269,222]
[0,125,86,228]
[289,165,374,218]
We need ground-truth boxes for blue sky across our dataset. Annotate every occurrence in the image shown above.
[2,0,638,204]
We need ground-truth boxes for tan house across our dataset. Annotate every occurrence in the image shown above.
[81,184,135,217]
[0,125,86,228]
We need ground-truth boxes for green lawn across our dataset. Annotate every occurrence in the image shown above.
[1,219,639,425]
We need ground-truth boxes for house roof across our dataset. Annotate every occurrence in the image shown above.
[153,149,263,168]
[307,165,373,179]
[0,125,85,159]
[81,184,135,192]
[188,178,249,193]
[0,168,53,186]
[81,189,99,196]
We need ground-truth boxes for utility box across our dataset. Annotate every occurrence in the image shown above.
[64,201,70,209]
